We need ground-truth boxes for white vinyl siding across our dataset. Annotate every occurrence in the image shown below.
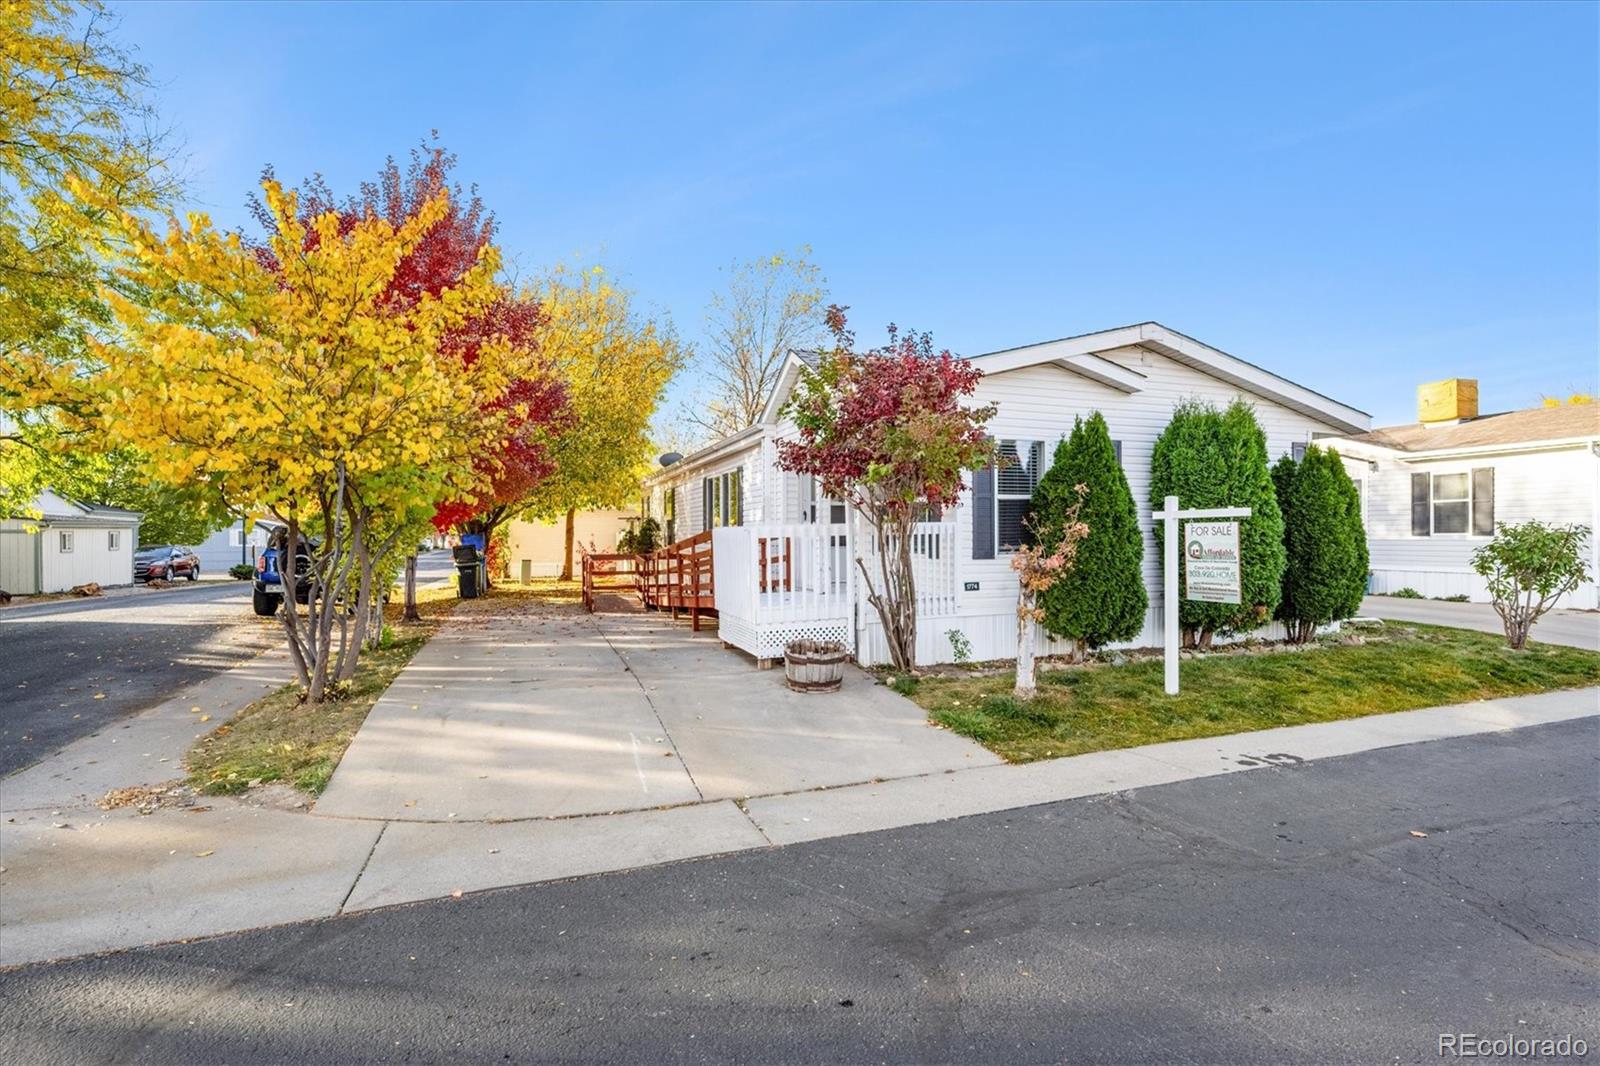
[898,343,1359,661]
[1335,446,1598,610]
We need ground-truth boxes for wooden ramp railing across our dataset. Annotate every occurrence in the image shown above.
[580,552,640,613]
[637,531,716,631]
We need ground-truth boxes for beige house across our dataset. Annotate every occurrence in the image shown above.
[503,509,635,580]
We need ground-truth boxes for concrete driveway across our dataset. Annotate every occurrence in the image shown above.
[1362,595,1599,651]
[313,603,997,822]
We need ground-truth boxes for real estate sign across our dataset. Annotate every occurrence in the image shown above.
[1183,520,1241,604]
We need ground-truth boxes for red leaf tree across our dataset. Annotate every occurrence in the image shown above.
[776,306,997,671]
[253,141,569,607]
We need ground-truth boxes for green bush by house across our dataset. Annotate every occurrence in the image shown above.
[1149,399,1286,647]
[1034,412,1146,657]
[1273,444,1367,642]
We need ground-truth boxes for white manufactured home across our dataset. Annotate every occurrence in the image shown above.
[641,322,1370,666]
[1325,385,1600,610]
[0,490,143,595]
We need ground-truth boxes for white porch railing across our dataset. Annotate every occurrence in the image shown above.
[858,520,961,619]
[712,519,960,662]
[712,523,855,659]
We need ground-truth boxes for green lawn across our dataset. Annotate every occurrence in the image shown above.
[900,623,1600,764]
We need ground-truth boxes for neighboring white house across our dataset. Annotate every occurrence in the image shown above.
[0,490,143,595]
[1325,384,1600,610]
[193,517,283,575]
[642,322,1371,665]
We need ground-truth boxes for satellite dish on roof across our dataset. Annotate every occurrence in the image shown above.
[659,452,683,467]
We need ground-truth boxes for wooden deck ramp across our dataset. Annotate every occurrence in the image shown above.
[582,532,716,631]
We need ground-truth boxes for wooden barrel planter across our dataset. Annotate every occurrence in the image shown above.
[784,639,848,693]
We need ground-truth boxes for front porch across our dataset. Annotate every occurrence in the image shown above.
[582,520,961,666]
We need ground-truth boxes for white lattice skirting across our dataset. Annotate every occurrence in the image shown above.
[720,613,853,660]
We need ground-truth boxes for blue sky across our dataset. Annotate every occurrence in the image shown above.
[115,0,1597,429]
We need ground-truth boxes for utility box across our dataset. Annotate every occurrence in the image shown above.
[1417,378,1478,423]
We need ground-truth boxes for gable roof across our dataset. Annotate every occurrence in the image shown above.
[20,489,143,527]
[1336,403,1600,454]
[758,349,824,425]
[970,321,1370,435]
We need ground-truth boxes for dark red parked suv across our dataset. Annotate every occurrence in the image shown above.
[134,545,201,582]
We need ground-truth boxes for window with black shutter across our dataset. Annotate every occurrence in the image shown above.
[996,439,1045,552]
[1411,473,1431,536]
[1471,468,1495,535]
[1413,467,1496,536]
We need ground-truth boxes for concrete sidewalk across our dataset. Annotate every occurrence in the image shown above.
[4,677,1595,967]
[1363,595,1599,650]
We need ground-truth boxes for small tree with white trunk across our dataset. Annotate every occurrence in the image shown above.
[1012,489,1089,698]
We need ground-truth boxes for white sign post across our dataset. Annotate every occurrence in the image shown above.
[1154,495,1251,695]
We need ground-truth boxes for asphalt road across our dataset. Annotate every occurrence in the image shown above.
[0,581,278,776]
[2,718,1593,1065]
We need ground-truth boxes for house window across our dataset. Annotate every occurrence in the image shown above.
[1291,441,1308,462]
[1431,473,1470,533]
[1112,440,1123,465]
[107,530,121,551]
[724,470,742,526]
[58,530,73,553]
[996,439,1045,551]
[664,488,676,544]
[1411,468,1494,536]
[701,470,743,529]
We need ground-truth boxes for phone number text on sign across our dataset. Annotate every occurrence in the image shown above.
[1183,520,1241,604]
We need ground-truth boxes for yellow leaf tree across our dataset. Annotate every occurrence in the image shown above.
[15,179,533,700]
[1,0,179,520]
[523,267,686,578]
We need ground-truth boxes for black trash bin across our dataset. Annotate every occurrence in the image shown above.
[453,544,483,599]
